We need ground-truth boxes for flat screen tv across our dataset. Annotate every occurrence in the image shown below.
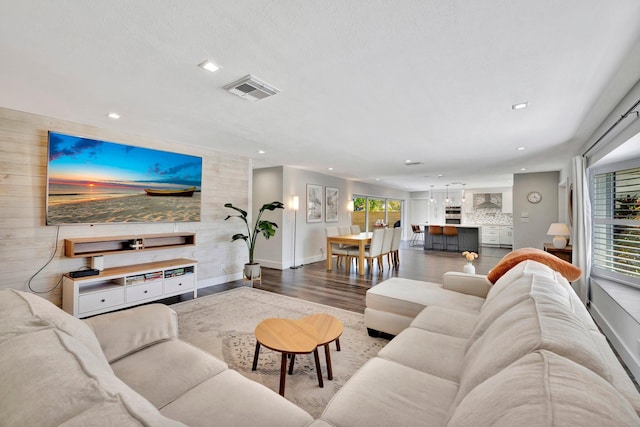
[46,131,202,225]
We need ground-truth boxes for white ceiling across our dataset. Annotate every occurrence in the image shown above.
[2,1,640,191]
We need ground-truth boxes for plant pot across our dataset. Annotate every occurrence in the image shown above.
[244,263,261,279]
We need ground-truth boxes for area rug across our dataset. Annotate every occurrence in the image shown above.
[171,287,388,417]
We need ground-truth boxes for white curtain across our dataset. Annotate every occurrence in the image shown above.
[571,155,591,303]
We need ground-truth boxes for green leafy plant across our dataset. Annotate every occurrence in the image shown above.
[224,201,284,264]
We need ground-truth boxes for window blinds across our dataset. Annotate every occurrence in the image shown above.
[592,166,640,285]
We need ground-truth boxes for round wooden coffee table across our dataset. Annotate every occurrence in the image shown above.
[298,314,343,380]
[251,318,323,396]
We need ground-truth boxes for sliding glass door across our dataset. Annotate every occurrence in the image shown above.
[352,195,403,232]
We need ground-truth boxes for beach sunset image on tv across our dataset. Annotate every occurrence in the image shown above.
[46,132,202,225]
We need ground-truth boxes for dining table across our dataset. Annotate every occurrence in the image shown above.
[326,232,372,276]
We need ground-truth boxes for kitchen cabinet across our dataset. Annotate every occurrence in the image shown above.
[481,226,500,246]
[499,226,513,247]
[445,190,463,206]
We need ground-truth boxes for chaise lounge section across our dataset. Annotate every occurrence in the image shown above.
[313,256,640,426]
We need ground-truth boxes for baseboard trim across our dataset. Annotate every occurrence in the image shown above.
[197,273,242,289]
[590,303,640,381]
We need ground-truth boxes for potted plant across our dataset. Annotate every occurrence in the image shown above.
[224,201,284,279]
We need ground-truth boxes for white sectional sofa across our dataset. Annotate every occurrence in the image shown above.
[0,289,313,427]
[312,258,640,426]
[4,254,640,426]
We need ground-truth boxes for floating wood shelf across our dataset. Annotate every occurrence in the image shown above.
[64,232,196,258]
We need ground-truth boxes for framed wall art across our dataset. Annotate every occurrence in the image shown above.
[325,187,339,222]
[306,184,323,222]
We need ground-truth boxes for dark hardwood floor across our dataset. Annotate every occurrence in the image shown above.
[170,243,509,313]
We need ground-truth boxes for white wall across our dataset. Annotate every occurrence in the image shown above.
[0,107,250,306]
[254,166,410,268]
[512,171,560,249]
[252,167,284,269]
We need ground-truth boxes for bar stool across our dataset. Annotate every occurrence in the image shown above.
[428,225,444,250]
[410,224,424,246]
[442,226,459,251]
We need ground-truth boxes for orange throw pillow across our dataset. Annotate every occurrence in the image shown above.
[487,247,582,284]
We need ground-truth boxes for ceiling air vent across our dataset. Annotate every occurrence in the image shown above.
[223,75,280,102]
[404,161,424,166]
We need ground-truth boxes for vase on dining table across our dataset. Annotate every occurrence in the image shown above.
[463,261,475,274]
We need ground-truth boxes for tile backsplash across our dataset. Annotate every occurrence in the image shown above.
[465,208,513,225]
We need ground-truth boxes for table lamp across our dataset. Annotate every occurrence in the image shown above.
[547,223,571,249]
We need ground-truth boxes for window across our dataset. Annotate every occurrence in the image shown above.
[591,165,640,286]
[351,195,403,232]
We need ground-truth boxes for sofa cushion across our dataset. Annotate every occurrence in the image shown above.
[0,328,184,427]
[0,289,109,367]
[160,369,313,427]
[455,295,611,408]
[378,327,466,381]
[320,357,458,427]
[590,331,640,416]
[84,304,178,363]
[410,305,478,338]
[485,259,557,304]
[447,351,640,427]
[487,248,582,284]
[470,273,574,348]
[112,339,228,409]
[555,272,601,331]
[366,278,484,320]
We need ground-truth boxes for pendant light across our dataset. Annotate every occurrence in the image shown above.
[462,184,466,203]
[429,185,434,203]
[445,184,450,205]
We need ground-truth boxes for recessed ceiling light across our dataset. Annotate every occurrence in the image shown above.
[512,102,528,110]
[257,150,265,154]
[520,168,527,171]
[107,112,120,119]
[328,167,333,171]
[516,146,526,151]
[437,174,444,177]
[405,160,411,163]
[375,178,380,181]
[198,60,220,73]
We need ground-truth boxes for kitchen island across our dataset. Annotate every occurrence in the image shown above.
[423,224,481,253]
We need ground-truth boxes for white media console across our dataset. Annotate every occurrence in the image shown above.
[62,258,197,318]
[62,233,197,318]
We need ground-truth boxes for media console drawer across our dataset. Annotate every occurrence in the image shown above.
[126,280,164,303]
[164,274,195,294]
[79,288,125,315]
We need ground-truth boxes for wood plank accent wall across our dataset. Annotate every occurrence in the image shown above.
[0,107,250,306]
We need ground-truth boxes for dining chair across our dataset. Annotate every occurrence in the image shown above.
[350,225,361,234]
[380,228,394,270]
[348,228,384,274]
[390,227,402,267]
[338,226,351,236]
[325,227,348,267]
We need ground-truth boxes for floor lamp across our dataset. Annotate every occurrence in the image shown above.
[290,196,302,269]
